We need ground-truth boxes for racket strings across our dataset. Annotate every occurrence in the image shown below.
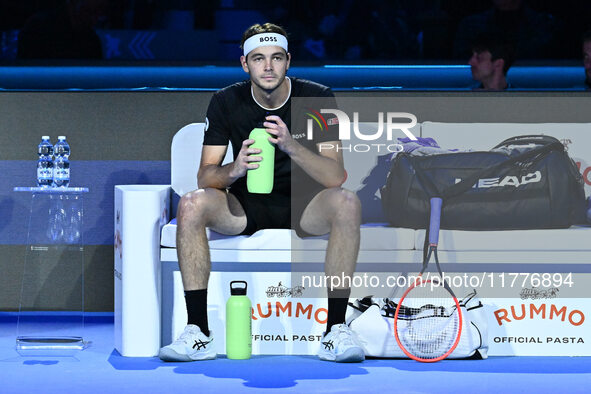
[396,280,461,359]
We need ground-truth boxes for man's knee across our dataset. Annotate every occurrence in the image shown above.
[332,188,361,210]
[177,188,218,223]
[326,188,361,219]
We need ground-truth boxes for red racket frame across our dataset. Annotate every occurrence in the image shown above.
[393,277,463,363]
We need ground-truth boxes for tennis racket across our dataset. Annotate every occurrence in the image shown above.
[393,197,463,362]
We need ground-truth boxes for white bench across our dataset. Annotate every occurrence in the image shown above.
[115,122,591,357]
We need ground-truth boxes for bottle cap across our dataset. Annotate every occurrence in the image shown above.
[42,136,50,140]
[230,280,247,296]
[58,136,66,140]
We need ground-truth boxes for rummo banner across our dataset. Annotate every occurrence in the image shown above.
[485,298,590,356]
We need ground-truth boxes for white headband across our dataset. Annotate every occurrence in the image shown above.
[243,33,288,57]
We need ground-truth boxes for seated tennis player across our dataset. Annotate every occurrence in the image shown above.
[159,23,364,363]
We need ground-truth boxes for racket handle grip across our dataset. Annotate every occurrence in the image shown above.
[429,197,442,246]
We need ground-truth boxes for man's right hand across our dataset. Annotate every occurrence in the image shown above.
[229,139,262,179]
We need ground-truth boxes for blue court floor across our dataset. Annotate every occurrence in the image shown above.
[0,314,590,394]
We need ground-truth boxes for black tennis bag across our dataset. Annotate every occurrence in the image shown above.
[380,135,587,230]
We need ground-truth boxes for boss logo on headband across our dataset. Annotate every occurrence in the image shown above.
[244,33,288,56]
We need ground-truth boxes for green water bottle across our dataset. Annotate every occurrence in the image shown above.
[226,280,252,359]
[247,128,274,194]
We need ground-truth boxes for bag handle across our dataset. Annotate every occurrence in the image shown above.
[492,134,562,149]
[442,140,563,199]
[403,138,564,201]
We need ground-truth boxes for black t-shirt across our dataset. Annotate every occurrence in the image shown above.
[203,77,339,201]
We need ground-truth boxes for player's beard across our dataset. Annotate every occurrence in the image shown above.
[252,72,286,94]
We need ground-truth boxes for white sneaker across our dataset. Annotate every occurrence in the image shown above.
[318,323,365,362]
[159,325,216,362]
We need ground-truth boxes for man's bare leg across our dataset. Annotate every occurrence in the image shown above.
[299,187,361,330]
[175,188,247,335]
[300,187,363,362]
[177,188,247,289]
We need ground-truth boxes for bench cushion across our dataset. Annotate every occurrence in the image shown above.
[161,219,416,250]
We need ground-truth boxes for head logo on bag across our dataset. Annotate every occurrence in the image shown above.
[455,170,542,189]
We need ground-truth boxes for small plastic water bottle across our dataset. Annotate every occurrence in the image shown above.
[53,136,70,187]
[226,281,252,359]
[37,136,53,187]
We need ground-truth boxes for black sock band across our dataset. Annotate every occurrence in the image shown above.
[185,289,209,337]
[326,288,351,333]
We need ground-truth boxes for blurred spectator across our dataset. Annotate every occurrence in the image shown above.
[454,0,561,60]
[263,0,352,60]
[583,30,591,89]
[307,0,418,60]
[298,0,355,60]
[468,34,514,90]
[421,0,488,59]
[17,0,109,59]
[526,0,591,59]
[357,0,419,60]
[268,0,418,61]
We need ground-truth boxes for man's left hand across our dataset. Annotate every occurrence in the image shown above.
[264,115,298,155]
